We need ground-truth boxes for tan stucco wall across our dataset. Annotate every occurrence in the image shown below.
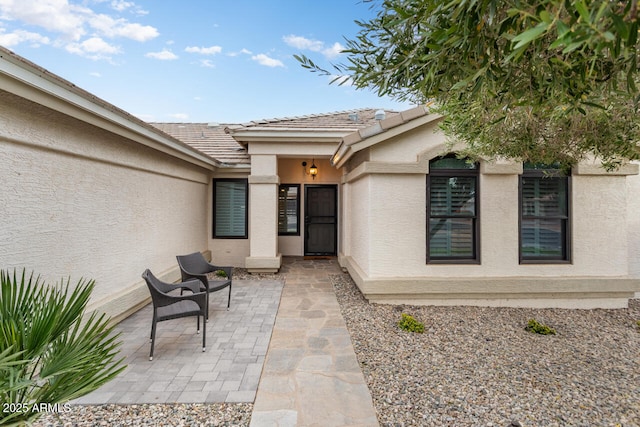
[346,176,371,273]
[1,91,211,322]
[360,171,629,278]
[279,157,340,184]
[369,124,446,163]
[339,123,640,308]
[627,166,640,297]
[248,154,279,261]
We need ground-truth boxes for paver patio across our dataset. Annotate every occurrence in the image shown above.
[74,279,283,404]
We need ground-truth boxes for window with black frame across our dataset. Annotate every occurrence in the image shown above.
[519,164,570,262]
[213,178,248,238]
[278,184,300,235]
[427,155,479,263]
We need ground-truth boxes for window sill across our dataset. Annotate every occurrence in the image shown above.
[427,259,481,265]
[519,259,571,265]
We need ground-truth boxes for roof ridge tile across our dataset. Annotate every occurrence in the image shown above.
[243,107,390,127]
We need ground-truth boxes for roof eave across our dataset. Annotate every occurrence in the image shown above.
[331,107,443,168]
[215,163,252,173]
[0,47,219,169]
[225,127,358,145]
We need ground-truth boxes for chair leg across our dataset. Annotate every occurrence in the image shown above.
[197,313,200,334]
[202,314,206,352]
[227,283,232,310]
[150,318,157,361]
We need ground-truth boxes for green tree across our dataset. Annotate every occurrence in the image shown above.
[0,269,125,426]
[298,0,640,169]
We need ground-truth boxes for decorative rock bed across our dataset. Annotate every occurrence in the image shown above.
[331,273,640,427]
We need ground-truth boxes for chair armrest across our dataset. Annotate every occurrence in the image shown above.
[150,284,206,308]
[176,279,201,294]
[178,268,209,289]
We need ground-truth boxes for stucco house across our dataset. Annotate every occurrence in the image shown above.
[2,46,639,324]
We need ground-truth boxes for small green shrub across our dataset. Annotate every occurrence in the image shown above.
[214,269,228,278]
[525,318,556,335]
[636,320,640,330]
[398,313,425,333]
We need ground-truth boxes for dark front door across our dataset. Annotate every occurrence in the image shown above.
[304,185,337,256]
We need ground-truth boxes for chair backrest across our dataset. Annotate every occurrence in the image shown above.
[142,269,173,305]
[176,252,212,276]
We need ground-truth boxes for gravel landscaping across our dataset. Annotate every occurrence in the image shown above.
[331,273,640,427]
[35,403,252,426]
[35,269,640,426]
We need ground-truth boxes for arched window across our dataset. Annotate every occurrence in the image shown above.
[427,155,479,263]
[519,163,571,262]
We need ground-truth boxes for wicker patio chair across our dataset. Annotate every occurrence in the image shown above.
[176,252,233,318]
[142,269,207,361]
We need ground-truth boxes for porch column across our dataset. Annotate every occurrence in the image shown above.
[246,154,282,273]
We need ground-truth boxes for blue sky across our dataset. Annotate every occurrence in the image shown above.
[0,0,413,123]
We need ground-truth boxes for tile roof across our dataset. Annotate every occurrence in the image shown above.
[339,105,433,147]
[150,122,250,165]
[151,109,402,166]
[331,105,437,167]
[229,108,400,131]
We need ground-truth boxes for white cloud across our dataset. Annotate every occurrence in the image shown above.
[88,14,158,41]
[65,36,120,59]
[145,49,178,60]
[110,0,133,12]
[330,74,352,86]
[81,36,118,53]
[283,34,344,59]
[283,34,323,51]
[0,28,50,46]
[252,53,284,68]
[0,0,158,57]
[90,71,102,77]
[322,42,344,59]
[0,0,88,41]
[227,48,251,57]
[199,59,215,68]
[185,45,222,55]
[113,21,157,41]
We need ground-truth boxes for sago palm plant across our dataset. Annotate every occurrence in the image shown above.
[0,269,125,426]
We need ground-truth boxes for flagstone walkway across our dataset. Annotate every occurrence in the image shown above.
[250,258,379,426]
